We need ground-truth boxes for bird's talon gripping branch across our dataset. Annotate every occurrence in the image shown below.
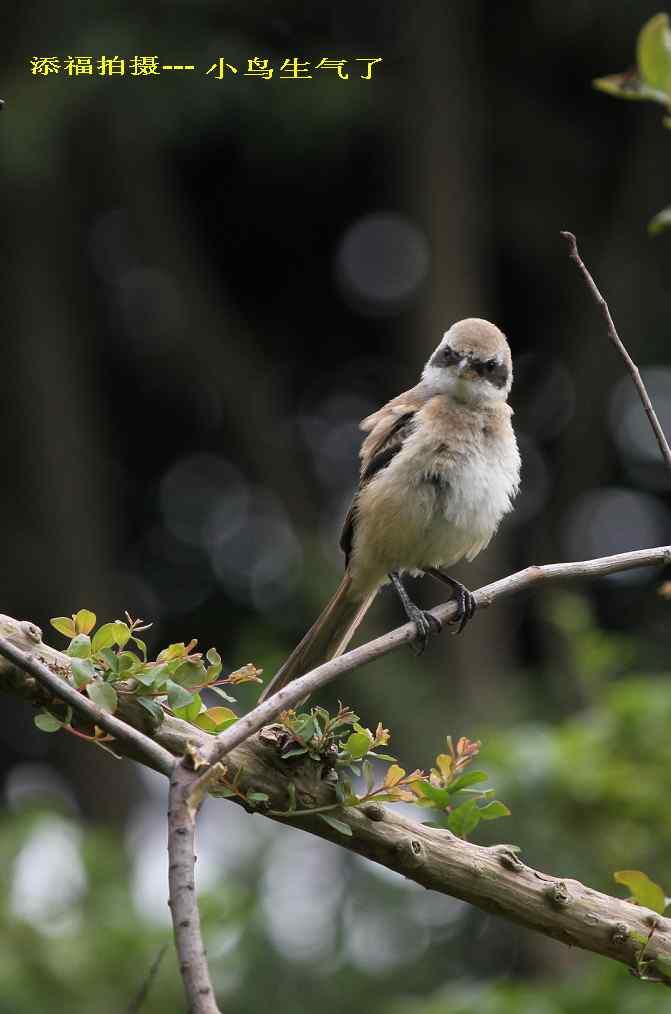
[389,571,441,653]
[429,570,477,634]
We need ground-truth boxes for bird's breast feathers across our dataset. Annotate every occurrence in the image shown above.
[349,395,520,590]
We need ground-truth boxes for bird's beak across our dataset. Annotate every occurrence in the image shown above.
[457,357,478,381]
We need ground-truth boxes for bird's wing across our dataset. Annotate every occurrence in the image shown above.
[340,386,427,565]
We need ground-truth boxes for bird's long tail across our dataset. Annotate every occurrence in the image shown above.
[258,572,376,701]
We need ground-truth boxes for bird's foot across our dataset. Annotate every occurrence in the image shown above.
[428,570,477,634]
[389,571,442,654]
[407,603,442,655]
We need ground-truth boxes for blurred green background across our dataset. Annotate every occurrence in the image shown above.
[2,1,671,1010]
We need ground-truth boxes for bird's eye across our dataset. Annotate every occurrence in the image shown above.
[485,360,496,372]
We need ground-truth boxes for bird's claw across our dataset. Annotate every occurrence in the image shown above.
[449,584,477,634]
[408,606,442,655]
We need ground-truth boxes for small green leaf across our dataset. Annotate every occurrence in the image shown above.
[67,634,92,659]
[116,651,140,674]
[449,770,489,792]
[34,711,63,732]
[165,681,195,710]
[74,609,96,635]
[319,813,352,836]
[206,647,222,681]
[193,713,217,733]
[91,623,117,654]
[173,660,206,689]
[281,746,309,759]
[415,780,452,809]
[71,658,96,688]
[247,791,269,803]
[593,73,668,104]
[50,616,76,638]
[99,647,119,672]
[367,752,397,763]
[157,642,187,662]
[137,697,165,725]
[174,694,203,723]
[130,636,147,660]
[342,731,373,760]
[447,799,481,840]
[648,206,671,236]
[478,800,511,820]
[655,955,671,978]
[291,714,317,742]
[86,681,118,713]
[637,12,671,94]
[614,870,667,914]
[111,622,131,648]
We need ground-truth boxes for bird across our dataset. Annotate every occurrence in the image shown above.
[259,317,521,702]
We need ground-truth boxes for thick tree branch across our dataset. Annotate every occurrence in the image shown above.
[0,632,175,775]
[1,542,671,978]
[561,230,671,476]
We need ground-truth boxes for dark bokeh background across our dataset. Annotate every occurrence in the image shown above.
[2,3,671,1011]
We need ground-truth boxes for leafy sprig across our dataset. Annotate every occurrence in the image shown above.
[38,607,261,740]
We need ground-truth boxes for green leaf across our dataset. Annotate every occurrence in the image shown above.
[655,955,671,978]
[138,697,165,725]
[157,642,187,662]
[193,713,217,733]
[415,780,452,809]
[319,813,352,836]
[99,647,119,672]
[71,658,96,688]
[449,770,489,792]
[50,616,76,638]
[291,714,317,742]
[67,634,92,658]
[593,73,668,105]
[130,636,147,660]
[173,693,203,723]
[74,609,96,635]
[342,731,373,760]
[447,799,481,840]
[478,800,511,820]
[34,711,63,732]
[86,681,118,713]
[281,746,309,759]
[116,651,140,674]
[614,870,667,914]
[91,623,117,654]
[247,792,269,803]
[111,622,131,649]
[173,660,206,689]
[637,12,671,94]
[648,206,671,236]
[205,647,222,681]
[367,752,397,763]
[165,681,195,710]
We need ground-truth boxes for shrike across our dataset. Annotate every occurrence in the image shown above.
[260,318,521,701]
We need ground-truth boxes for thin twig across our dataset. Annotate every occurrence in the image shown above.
[168,763,221,1014]
[195,544,671,774]
[0,635,175,775]
[561,230,671,476]
[127,944,168,1014]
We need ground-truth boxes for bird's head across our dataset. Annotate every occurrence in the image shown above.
[421,318,513,404]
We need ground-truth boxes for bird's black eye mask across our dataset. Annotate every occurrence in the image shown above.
[430,345,509,389]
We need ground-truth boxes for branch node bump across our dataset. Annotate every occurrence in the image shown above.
[545,880,572,908]
[362,802,385,821]
[611,922,630,946]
